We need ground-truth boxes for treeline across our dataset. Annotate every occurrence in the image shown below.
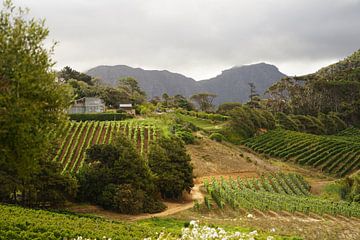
[225,106,347,140]
[267,49,360,126]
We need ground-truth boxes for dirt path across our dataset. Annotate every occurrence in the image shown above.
[67,184,204,221]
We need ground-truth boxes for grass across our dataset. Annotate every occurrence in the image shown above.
[175,113,226,132]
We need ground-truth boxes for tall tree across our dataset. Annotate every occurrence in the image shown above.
[0,0,74,205]
[247,82,261,109]
[58,66,93,85]
[148,136,194,199]
[118,77,146,104]
[190,92,217,112]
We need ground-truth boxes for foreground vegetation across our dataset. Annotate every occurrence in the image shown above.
[0,204,294,240]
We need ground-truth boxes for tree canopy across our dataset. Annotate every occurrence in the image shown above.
[0,0,76,206]
[190,92,217,112]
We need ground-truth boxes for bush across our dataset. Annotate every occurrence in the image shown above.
[217,102,243,115]
[176,109,229,121]
[148,136,194,199]
[226,106,276,139]
[209,133,225,142]
[69,113,131,121]
[175,130,195,144]
[77,135,165,214]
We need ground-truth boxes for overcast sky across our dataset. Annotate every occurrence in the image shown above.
[13,0,360,80]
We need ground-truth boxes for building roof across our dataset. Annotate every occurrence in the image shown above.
[119,103,133,108]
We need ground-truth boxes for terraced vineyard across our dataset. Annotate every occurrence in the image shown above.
[203,175,360,218]
[53,120,158,173]
[244,128,360,177]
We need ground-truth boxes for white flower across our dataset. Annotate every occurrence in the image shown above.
[246,213,254,218]
[270,228,276,232]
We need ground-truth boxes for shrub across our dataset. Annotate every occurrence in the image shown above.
[69,113,131,121]
[77,135,165,214]
[148,136,194,199]
[209,133,225,142]
[175,130,195,144]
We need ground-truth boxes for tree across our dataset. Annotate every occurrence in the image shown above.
[173,94,194,111]
[118,77,146,104]
[0,0,75,206]
[162,93,170,107]
[58,66,93,85]
[247,82,261,109]
[190,92,217,112]
[148,136,194,199]
[77,135,165,214]
[217,102,242,115]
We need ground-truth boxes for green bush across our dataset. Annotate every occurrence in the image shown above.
[175,130,195,144]
[69,113,131,121]
[148,136,194,199]
[176,109,230,121]
[276,112,299,131]
[209,133,225,142]
[76,135,165,214]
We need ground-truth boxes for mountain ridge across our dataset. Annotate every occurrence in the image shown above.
[86,63,287,104]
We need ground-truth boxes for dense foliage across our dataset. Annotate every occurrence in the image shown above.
[148,136,194,199]
[0,1,75,207]
[244,128,360,177]
[227,106,276,139]
[77,135,165,214]
[58,66,93,85]
[276,112,347,135]
[267,49,360,126]
[217,102,243,115]
[323,171,360,203]
[69,112,130,121]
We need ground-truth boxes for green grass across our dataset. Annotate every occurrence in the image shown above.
[176,113,226,132]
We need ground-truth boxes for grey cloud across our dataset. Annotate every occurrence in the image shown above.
[13,0,360,79]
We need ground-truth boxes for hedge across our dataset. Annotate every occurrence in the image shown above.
[68,113,131,121]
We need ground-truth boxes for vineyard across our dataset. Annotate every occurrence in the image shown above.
[244,128,360,177]
[203,175,360,218]
[53,120,158,173]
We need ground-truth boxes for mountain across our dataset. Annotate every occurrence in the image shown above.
[86,63,286,104]
[198,63,286,104]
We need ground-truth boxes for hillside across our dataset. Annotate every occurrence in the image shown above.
[86,63,286,104]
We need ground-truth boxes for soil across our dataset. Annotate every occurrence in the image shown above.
[91,124,101,144]
[187,134,278,181]
[67,184,204,221]
[67,125,88,171]
[73,125,96,172]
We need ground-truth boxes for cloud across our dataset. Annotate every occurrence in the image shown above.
[13,0,360,79]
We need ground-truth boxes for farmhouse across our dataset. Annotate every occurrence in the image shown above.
[119,103,136,115]
[68,97,105,114]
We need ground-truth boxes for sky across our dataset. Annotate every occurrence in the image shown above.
[13,0,360,80]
